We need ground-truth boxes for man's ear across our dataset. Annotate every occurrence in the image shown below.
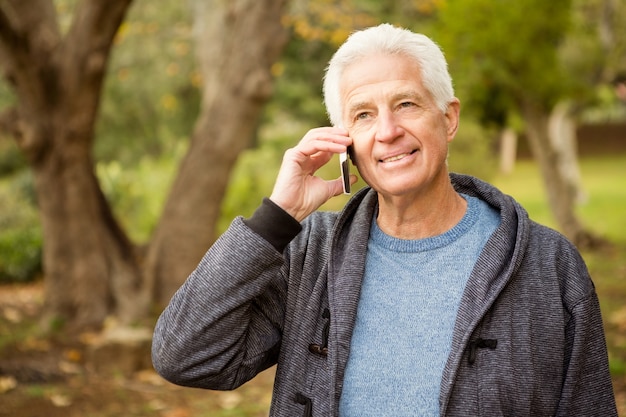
[445,98,461,142]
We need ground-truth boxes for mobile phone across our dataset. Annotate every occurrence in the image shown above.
[340,149,351,195]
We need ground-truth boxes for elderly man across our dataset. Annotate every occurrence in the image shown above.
[152,24,617,417]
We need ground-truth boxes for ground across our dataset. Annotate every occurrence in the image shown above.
[0,283,275,417]
[0,281,624,416]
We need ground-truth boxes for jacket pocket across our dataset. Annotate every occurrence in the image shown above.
[295,393,312,417]
[467,337,498,365]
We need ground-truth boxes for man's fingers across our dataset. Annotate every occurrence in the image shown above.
[296,127,351,156]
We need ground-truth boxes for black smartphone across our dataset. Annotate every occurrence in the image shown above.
[340,147,352,195]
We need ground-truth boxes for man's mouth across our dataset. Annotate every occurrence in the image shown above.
[380,149,417,163]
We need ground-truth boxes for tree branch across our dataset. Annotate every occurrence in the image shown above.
[63,0,133,79]
[0,0,60,57]
[51,0,134,126]
[0,3,21,47]
[0,3,31,83]
[0,1,61,102]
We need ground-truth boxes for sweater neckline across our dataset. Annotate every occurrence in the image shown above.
[370,194,480,253]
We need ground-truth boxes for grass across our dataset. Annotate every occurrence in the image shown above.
[491,154,626,243]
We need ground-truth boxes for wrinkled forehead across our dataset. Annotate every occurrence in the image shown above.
[338,53,426,110]
[339,52,421,93]
[339,51,421,83]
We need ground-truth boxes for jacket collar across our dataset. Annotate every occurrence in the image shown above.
[326,186,376,414]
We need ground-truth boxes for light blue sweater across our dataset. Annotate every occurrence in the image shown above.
[339,195,500,416]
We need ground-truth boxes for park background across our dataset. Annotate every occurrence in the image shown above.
[0,0,625,415]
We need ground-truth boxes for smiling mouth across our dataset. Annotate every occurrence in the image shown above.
[380,149,417,163]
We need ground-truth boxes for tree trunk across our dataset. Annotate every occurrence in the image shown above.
[498,127,518,174]
[144,0,290,305]
[34,139,144,328]
[547,100,586,204]
[0,0,140,329]
[521,100,600,249]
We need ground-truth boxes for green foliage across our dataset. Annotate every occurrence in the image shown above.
[96,150,183,243]
[0,50,22,179]
[218,119,300,232]
[609,356,626,377]
[0,70,16,112]
[89,1,200,242]
[437,0,574,124]
[448,117,497,180]
[95,1,198,165]
[566,0,626,81]
[0,173,42,283]
[0,137,27,177]
[267,36,331,127]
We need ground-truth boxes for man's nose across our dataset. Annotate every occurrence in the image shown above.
[374,111,404,142]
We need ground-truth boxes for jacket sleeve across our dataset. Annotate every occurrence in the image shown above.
[556,247,618,416]
[151,199,301,390]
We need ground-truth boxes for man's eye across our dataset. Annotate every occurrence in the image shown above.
[399,101,415,108]
[355,112,369,120]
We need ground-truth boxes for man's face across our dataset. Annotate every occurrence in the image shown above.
[340,53,459,200]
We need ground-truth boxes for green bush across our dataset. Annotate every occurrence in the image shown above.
[0,137,27,176]
[0,174,42,283]
[0,227,42,283]
[97,155,178,244]
[219,142,284,233]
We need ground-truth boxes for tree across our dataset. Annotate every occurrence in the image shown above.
[0,0,289,329]
[438,0,604,247]
[0,0,140,328]
[144,0,289,304]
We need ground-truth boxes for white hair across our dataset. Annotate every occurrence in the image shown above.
[323,23,455,127]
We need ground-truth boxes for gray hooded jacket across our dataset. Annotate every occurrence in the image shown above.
[152,173,617,416]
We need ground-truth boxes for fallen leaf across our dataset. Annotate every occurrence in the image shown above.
[64,348,82,362]
[148,398,167,411]
[59,360,82,375]
[2,306,22,323]
[49,393,72,407]
[135,369,165,386]
[0,376,17,393]
[218,391,242,410]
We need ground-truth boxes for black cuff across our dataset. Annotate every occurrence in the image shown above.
[243,198,302,252]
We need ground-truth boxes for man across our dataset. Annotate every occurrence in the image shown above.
[152,24,617,416]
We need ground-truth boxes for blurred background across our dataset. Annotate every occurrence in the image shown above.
[0,0,624,415]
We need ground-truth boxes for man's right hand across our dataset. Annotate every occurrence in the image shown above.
[269,127,356,222]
